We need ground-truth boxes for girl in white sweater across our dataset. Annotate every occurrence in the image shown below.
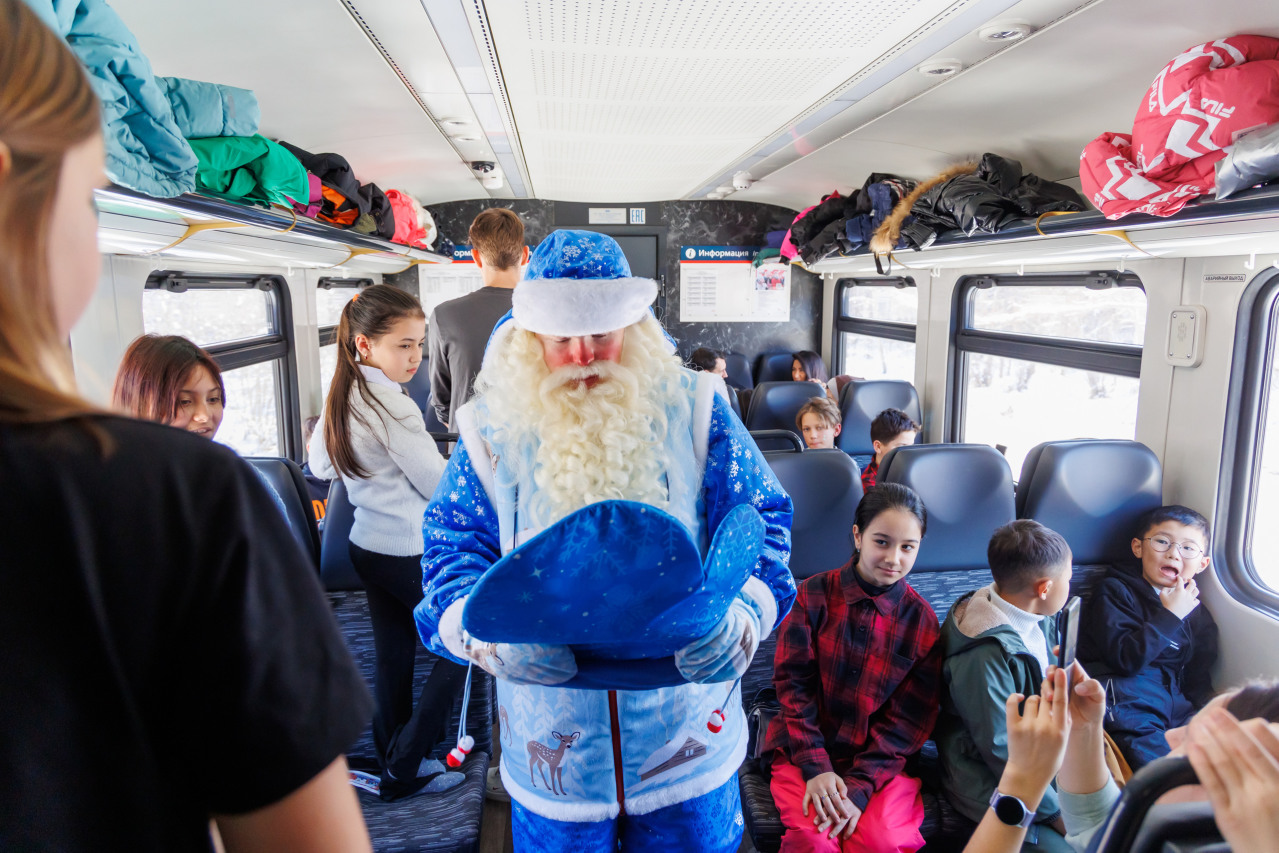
[310,285,462,800]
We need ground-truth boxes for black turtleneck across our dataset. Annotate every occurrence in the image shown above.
[852,560,893,597]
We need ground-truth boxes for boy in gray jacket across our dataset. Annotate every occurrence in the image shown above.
[935,520,1074,852]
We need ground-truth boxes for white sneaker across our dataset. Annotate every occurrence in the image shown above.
[485,766,510,802]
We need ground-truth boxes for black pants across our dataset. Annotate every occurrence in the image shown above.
[348,543,468,783]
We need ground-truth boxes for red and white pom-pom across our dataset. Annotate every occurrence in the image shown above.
[706,709,726,734]
[447,735,475,768]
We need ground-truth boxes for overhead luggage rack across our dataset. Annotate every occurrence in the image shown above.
[806,184,1279,275]
[94,185,451,273]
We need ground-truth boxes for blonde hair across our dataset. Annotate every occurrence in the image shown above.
[0,0,101,424]
[474,315,686,527]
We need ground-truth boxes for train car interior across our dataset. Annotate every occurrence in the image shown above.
[31,0,1279,850]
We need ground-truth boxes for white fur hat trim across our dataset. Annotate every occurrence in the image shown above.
[512,276,658,338]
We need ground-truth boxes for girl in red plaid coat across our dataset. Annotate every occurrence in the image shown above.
[763,483,944,853]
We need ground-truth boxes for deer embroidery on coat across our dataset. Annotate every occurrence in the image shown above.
[499,705,511,746]
[527,730,580,796]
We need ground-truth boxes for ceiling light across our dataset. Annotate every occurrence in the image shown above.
[917,59,964,77]
[979,22,1033,42]
[706,192,724,200]
[481,174,503,190]
[451,134,482,142]
[716,185,734,194]
[440,118,470,127]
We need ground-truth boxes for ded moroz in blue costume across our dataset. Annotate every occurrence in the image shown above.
[414,230,795,852]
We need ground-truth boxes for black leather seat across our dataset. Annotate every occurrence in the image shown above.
[744,381,828,448]
[1016,438,1162,604]
[836,380,922,469]
[244,456,322,572]
[320,477,494,852]
[724,351,754,391]
[737,447,864,852]
[1088,757,1222,853]
[320,479,362,591]
[755,351,796,385]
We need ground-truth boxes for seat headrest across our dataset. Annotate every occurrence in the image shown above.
[836,380,921,456]
[1017,440,1162,565]
[245,456,321,570]
[764,449,863,580]
[880,444,1014,573]
[723,352,753,390]
[756,352,797,385]
[744,381,827,433]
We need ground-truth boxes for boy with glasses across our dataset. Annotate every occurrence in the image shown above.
[1079,506,1220,770]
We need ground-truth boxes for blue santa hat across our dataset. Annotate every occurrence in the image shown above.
[512,229,658,337]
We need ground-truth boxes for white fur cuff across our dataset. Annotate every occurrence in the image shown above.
[438,597,469,660]
[742,576,779,639]
[512,276,657,336]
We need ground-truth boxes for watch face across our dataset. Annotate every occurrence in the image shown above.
[993,794,1029,826]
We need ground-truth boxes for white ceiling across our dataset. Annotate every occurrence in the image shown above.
[104,0,1279,210]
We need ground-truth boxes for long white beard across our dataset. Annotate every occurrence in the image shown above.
[475,319,685,528]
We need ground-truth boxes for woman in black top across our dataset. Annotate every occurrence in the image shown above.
[0,2,373,850]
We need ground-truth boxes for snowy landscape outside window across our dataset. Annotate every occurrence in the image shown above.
[953,276,1145,476]
[142,274,297,458]
[835,279,916,383]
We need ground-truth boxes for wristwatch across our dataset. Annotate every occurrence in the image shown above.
[989,789,1035,828]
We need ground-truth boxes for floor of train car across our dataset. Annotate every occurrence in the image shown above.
[476,723,759,852]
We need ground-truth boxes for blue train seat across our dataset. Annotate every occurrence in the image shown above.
[1016,439,1163,601]
[745,381,828,440]
[320,479,362,591]
[244,456,322,572]
[755,351,796,385]
[836,380,922,469]
[723,351,754,390]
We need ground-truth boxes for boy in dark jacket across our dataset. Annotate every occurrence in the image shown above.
[935,520,1073,852]
[1079,505,1219,770]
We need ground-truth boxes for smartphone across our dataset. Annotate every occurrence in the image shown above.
[1057,595,1082,687]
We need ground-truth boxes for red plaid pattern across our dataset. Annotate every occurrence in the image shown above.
[763,559,943,811]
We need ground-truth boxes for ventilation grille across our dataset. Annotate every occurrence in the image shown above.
[487,0,983,200]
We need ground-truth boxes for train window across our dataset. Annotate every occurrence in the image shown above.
[1220,268,1279,610]
[316,278,369,401]
[834,278,916,382]
[950,274,1144,475]
[142,272,300,458]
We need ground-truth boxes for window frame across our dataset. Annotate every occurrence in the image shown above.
[316,276,371,347]
[1217,266,1279,618]
[946,272,1145,443]
[832,276,918,378]
[145,270,301,458]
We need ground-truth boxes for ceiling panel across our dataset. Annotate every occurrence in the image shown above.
[736,0,1279,210]
[487,0,997,201]
[105,0,483,204]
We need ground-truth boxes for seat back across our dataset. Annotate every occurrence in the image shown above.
[319,479,363,591]
[879,444,1015,574]
[755,351,795,385]
[723,352,753,390]
[1016,439,1162,567]
[836,379,922,466]
[764,448,863,581]
[401,367,452,453]
[244,457,322,571]
[744,381,828,434]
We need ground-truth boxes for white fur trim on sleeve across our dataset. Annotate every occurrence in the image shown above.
[438,597,469,660]
[742,575,779,639]
[512,276,658,336]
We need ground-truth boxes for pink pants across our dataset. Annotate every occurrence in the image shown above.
[769,756,925,853]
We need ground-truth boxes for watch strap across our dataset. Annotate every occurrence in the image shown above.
[989,789,1035,828]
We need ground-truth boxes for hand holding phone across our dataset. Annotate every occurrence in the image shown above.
[1056,596,1082,688]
